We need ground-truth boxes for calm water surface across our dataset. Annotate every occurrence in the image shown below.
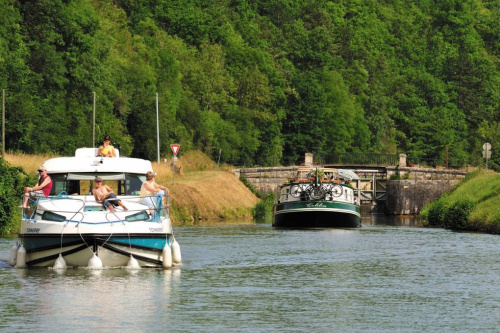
[1,216,499,332]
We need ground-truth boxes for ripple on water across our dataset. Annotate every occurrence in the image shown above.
[1,220,499,332]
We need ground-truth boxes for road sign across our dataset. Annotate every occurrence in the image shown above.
[170,144,180,157]
[483,151,491,158]
[483,142,491,151]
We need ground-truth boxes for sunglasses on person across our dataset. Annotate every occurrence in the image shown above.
[38,169,45,173]
[96,180,102,183]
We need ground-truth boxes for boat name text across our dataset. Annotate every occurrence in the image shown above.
[149,228,164,232]
[306,203,327,208]
[26,228,40,233]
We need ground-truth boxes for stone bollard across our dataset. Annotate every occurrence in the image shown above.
[399,154,407,168]
[305,153,313,166]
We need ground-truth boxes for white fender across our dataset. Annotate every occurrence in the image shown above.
[171,239,182,264]
[126,255,141,269]
[53,254,67,269]
[162,245,172,268]
[14,245,27,268]
[9,243,19,267]
[87,253,103,269]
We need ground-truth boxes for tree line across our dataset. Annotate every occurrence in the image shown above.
[1,0,499,169]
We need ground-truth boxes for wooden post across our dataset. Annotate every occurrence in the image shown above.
[2,89,5,156]
[446,145,449,169]
[92,92,96,148]
[156,93,160,164]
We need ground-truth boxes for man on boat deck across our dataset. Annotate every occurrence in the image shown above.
[92,177,128,212]
[19,165,52,209]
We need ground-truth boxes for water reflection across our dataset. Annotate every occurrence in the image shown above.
[362,213,423,227]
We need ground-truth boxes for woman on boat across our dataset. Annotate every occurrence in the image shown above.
[140,171,170,210]
[19,166,53,208]
[97,135,116,157]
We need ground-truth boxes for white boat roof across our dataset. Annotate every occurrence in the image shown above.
[42,148,153,175]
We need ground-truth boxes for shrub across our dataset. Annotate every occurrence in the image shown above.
[444,199,475,230]
[252,193,275,221]
[424,200,448,227]
[0,159,32,234]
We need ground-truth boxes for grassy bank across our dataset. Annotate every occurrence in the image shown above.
[421,169,500,234]
[4,151,259,227]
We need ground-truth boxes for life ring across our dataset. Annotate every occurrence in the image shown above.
[331,185,343,197]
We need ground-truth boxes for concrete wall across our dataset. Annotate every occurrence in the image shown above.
[385,179,461,215]
[234,166,297,195]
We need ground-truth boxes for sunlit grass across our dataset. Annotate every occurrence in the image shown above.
[4,152,58,175]
[422,169,500,233]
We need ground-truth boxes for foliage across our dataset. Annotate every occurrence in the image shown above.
[1,0,500,168]
[444,199,475,230]
[422,198,449,227]
[251,193,276,222]
[0,158,32,235]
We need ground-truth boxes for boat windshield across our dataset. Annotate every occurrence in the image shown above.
[49,173,145,196]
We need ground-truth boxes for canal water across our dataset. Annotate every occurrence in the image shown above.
[1,216,499,332]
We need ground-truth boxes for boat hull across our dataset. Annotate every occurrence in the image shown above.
[18,215,174,268]
[272,201,361,228]
[19,233,171,267]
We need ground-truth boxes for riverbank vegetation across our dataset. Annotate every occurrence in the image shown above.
[0,151,258,234]
[421,169,500,234]
[1,1,500,169]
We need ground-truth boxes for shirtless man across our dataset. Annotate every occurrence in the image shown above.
[92,177,128,211]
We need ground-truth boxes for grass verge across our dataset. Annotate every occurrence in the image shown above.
[420,169,500,233]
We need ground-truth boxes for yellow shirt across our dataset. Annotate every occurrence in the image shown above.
[101,144,114,155]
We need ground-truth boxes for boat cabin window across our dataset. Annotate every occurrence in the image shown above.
[48,173,145,195]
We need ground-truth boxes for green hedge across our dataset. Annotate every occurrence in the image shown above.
[0,159,32,235]
[424,198,475,231]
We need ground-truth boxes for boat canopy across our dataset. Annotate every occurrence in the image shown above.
[42,148,153,175]
[66,173,126,181]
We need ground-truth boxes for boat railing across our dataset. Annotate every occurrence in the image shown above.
[20,192,86,221]
[278,181,352,203]
[20,192,171,222]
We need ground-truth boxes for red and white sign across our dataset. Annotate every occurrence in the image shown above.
[170,144,180,157]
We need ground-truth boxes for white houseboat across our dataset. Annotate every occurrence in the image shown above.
[10,148,181,269]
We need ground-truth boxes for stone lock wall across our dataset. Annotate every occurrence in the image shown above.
[385,179,461,215]
[235,160,468,215]
[234,166,298,195]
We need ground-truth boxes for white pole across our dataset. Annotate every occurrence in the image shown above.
[92,92,96,148]
[156,93,160,164]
